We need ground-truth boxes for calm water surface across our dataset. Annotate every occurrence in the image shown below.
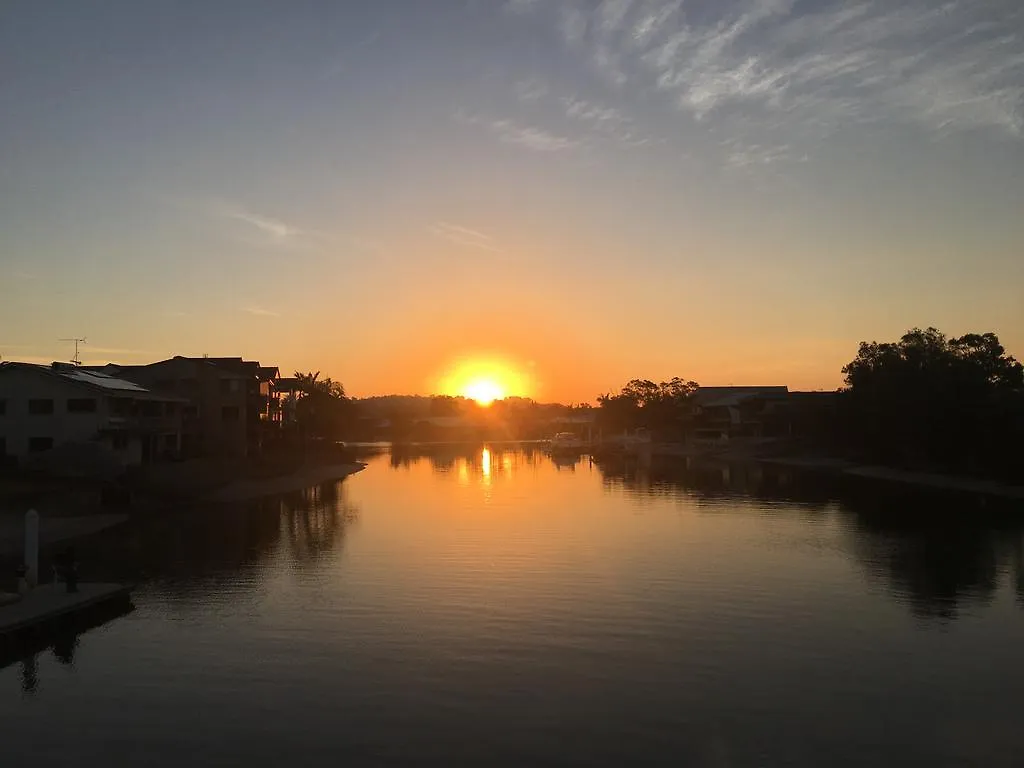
[3,447,1024,767]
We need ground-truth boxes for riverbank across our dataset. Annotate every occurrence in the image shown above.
[0,514,130,560]
[759,456,1024,500]
[205,462,365,503]
[640,442,1024,500]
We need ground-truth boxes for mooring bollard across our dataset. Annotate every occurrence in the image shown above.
[24,509,39,589]
[15,564,29,596]
[65,552,79,594]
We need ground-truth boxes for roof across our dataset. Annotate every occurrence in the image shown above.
[275,377,302,392]
[202,357,261,377]
[257,366,279,381]
[60,370,149,392]
[0,362,183,401]
[413,417,470,428]
[694,386,789,408]
[553,413,598,424]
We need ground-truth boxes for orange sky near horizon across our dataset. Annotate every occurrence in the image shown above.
[3,2,1023,404]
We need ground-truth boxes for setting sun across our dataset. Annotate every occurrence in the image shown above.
[437,355,534,405]
[463,378,505,406]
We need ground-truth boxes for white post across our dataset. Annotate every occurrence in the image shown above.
[24,509,39,588]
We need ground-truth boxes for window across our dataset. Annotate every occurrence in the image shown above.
[111,435,129,451]
[109,398,132,416]
[222,405,240,422]
[183,405,199,419]
[220,378,241,395]
[28,399,54,415]
[139,401,161,417]
[28,437,53,452]
[67,398,98,414]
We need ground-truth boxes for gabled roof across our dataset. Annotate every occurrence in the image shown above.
[275,377,302,392]
[60,369,149,392]
[694,386,789,408]
[0,362,183,401]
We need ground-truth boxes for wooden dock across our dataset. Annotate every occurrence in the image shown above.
[0,583,133,644]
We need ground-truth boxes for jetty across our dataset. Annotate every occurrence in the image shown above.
[1,583,132,636]
[0,509,134,660]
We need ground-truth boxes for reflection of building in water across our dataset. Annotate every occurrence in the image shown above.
[279,482,359,565]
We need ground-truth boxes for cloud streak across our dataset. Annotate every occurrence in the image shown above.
[429,222,501,252]
[227,208,301,241]
[243,306,280,317]
[507,0,1024,157]
[458,111,581,153]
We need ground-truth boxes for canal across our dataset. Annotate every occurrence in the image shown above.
[3,446,1023,766]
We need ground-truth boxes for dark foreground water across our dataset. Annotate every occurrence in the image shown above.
[3,447,1024,767]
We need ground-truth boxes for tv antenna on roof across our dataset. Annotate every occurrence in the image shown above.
[58,337,87,366]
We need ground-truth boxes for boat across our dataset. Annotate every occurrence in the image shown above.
[547,432,589,453]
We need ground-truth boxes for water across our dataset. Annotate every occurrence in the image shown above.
[3,446,1024,767]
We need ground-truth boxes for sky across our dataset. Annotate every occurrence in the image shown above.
[2,0,1022,402]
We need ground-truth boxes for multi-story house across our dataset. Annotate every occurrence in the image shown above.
[0,361,183,467]
[99,356,281,457]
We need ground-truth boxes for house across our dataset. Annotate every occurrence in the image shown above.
[199,358,281,453]
[550,412,598,443]
[691,386,790,442]
[0,361,184,468]
[274,377,303,426]
[97,356,279,457]
[93,360,264,460]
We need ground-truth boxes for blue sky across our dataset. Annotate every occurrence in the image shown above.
[2,0,1022,399]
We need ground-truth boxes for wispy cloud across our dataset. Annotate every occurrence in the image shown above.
[506,0,1024,161]
[457,111,581,153]
[723,140,793,169]
[560,95,650,145]
[226,208,301,241]
[242,306,280,317]
[508,82,654,148]
[429,222,501,252]
[514,78,549,102]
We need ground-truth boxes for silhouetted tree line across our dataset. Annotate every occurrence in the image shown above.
[594,328,1022,483]
[596,377,698,438]
[287,370,356,443]
[837,328,1024,482]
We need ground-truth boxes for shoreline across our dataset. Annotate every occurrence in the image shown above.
[756,455,1024,500]
[205,461,366,503]
[620,443,1024,500]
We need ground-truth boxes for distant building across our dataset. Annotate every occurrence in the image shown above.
[0,361,183,467]
[691,386,790,442]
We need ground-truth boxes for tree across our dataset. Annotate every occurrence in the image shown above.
[840,328,1024,479]
[292,370,352,440]
[597,377,699,437]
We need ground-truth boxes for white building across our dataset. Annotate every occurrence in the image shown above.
[0,362,184,469]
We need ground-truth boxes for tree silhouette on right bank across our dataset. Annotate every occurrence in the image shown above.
[839,328,1024,482]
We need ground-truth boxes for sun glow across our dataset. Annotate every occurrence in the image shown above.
[437,355,534,405]
[463,379,505,406]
